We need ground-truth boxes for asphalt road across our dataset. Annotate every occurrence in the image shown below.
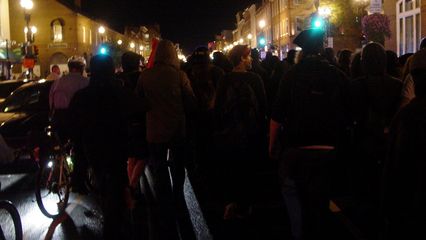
[0,173,103,240]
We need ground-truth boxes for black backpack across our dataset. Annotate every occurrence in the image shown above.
[217,76,259,146]
[284,62,345,146]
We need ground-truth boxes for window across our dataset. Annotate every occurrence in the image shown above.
[286,18,290,34]
[89,29,92,44]
[51,18,64,42]
[295,17,304,34]
[397,0,421,55]
[82,26,86,43]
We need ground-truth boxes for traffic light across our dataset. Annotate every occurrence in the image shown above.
[33,45,39,55]
[259,37,266,46]
[312,17,324,29]
[98,44,109,55]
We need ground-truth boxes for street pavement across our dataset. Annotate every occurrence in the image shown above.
[0,166,364,240]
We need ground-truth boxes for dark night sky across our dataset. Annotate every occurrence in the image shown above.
[81,0,260,54]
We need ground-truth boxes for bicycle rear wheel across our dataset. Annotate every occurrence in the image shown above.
[35,158,70,218]
[0,200,23,240]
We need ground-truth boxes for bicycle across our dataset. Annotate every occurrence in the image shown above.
[0,183,23,240]
[34,125,71,218]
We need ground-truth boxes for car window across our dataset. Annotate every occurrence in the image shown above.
[1,86,42,112]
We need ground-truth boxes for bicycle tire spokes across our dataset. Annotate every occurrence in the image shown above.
[36,158,70,218]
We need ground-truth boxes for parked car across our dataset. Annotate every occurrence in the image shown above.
[0,80,28,103]
[0,79,52,149]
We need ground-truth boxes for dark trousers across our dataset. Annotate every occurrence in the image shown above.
[145,143,195,240]
[94,168,129,240]
[279,148,334,240]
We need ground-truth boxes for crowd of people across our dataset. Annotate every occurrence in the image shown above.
[44,27,426,240]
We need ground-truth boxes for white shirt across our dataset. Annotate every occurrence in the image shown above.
[49,72,89,109]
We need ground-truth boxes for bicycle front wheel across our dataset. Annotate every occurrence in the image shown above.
[35,159,70,218]
[0,200,23,240]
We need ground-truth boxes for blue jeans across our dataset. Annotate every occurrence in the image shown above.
[279,148,334,240]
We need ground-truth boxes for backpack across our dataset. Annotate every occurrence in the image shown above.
[216,76,259,146]
[284,62,345,146]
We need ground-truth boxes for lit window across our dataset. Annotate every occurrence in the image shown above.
[397,0,421,55]
[51,19,64,43]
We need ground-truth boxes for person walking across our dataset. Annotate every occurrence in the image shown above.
[137,39,196,240]
[269,29,350,240]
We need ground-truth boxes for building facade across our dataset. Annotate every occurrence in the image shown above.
[229,0,361,58]
[384,0,424,55]
[3,0,156,79]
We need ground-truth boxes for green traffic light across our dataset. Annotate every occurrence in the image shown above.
[312,17,324,29]
[315,20,322,28]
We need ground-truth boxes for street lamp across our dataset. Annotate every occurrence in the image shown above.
[98,26,105,43]
[98,26,105,34]
[258,20,266,29]
[117,39,123,45]
[20,0,33,44]
[247,34,253,47]
[20,0,35,79]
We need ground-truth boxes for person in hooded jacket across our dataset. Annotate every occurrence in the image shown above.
[136,39,196,240]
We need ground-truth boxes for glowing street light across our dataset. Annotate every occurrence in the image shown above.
[117,39,123,45]
[247,33,253,40]
[20,0,33,10]
[139,45,144,51]
[130,42,135,49]
[98,26,106,34]
[258,19,266,29]
[319,6,332,17]
[31,26,37,34]
[239,38,244,44]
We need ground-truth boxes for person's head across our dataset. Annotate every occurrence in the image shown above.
[361,42,386,76]
[386,50,400,77]
[287,49,297,65]
[419,38,426,49]
[324,47,337,64]
[228,45,251,71]
[251,48,261,63]
[51,65,60,75]
[338,49,352,67]
[121,51,142,72]
[212,51,232,72]
[67,56,86,74]
[293,29,324,55]
[90,54,115,86]
[351,52,363,78]
[154,39,180,69]
[410,49,426,97]
[190,46,210,65]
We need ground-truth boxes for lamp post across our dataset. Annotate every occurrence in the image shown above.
[20,0,33,45]
[20,0,35,79]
